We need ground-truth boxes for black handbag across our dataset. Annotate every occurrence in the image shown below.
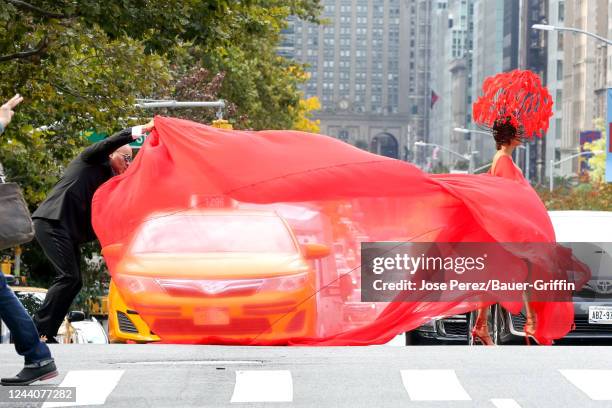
[0,182,35,250]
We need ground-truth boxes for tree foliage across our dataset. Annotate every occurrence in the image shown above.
[0,0,322,298]
[291,95,321,133]
[537,183,612,211]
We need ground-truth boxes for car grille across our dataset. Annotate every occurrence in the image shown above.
[573,317,612,334]
[442,321,468,336]
[511,313,526,331]
[511,313,612,334]
[243,301,297,316]
[117,311,138,334]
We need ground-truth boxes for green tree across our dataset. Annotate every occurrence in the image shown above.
[0,0,323,306]
[291,95,321,133]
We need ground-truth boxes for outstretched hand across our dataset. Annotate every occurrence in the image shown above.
[142,118,155,132]
[0,94,23,129]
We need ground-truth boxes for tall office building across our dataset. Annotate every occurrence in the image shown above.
[278,16,297,60]
[479,0,548,183]
[520,0,548,183]
[560,0,609,175]
[428,0,476,170]
[502,0,520,72]
[287,0,433,160]
[545,0,565,179]
[471,0,503,167]
[429,0,451,167]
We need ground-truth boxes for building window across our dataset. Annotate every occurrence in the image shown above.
[556,60,563,81]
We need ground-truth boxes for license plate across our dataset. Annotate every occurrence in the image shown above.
[588,306,612,324]
[193,308,230,326]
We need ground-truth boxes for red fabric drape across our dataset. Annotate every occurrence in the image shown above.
[92,116,589,345]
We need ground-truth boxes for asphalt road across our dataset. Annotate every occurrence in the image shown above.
[1,343,612,408]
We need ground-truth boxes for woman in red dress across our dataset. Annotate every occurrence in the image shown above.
[470,70,561,346]
[470,117,538,345]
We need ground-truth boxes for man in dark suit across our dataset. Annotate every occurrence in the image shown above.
[32,119,154,342]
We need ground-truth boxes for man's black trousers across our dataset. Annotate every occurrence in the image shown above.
[32,218,82,339]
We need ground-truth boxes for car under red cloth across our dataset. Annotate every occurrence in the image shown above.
[92,116,590,346]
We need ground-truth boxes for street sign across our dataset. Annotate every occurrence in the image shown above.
[130,135,146,149]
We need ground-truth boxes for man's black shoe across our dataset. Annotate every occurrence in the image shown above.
[1,361,58,386]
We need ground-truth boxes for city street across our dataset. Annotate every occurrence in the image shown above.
[1,1,612,407]
[1,343,612,407]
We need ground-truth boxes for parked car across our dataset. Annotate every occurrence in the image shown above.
[407,210,612,345]
[0,279,108,344]
[103,209,331,344]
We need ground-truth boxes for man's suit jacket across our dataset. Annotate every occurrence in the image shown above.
[32,129,134,244]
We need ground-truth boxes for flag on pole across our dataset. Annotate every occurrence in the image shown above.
[431,90,439,109]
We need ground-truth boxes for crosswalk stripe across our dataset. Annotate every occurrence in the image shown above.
[382,333,406,347]
[42,370,124,407]
[400,369,471,401]
[559,369,612,400]
[230,370,293,403]
[491,398,522,408]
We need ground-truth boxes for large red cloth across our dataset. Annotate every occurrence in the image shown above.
[92,116,589,345]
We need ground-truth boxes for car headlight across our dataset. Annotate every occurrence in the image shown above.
[260,273,310,292]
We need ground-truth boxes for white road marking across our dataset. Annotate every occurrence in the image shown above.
[400,369,471,401]
[491,398,522,408]
[42,370,124,407]
[382,333,406,347]
[230,370,293,403]
[120,360,264,366]
[560,369,612,400]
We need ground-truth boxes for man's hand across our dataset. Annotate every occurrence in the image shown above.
[131,119,155,140]
[0,94,23,129]
[142,118,155,132]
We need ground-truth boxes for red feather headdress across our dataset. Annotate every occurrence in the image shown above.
[472,69,553,139]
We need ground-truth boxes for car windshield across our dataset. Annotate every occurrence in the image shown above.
[131,214,298,254]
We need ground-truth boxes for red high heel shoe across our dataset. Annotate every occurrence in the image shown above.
[524,314,539,345]
[471,322,494,346]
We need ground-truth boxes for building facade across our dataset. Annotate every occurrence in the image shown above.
[428,0,477,170]
[545,0,565,179]
[287,0,434,160]
[428,0,452,168]
[519,0,548,183]
[560,0,609,175]
[471,0,504,168]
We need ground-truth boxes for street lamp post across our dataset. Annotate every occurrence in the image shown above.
[134,99,226,119]
[532,24,612,46]
[414,141,470,171]
[532,24,609,191]
[549,150,605,192]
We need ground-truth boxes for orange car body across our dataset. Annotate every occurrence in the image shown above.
[103,209,329,344]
